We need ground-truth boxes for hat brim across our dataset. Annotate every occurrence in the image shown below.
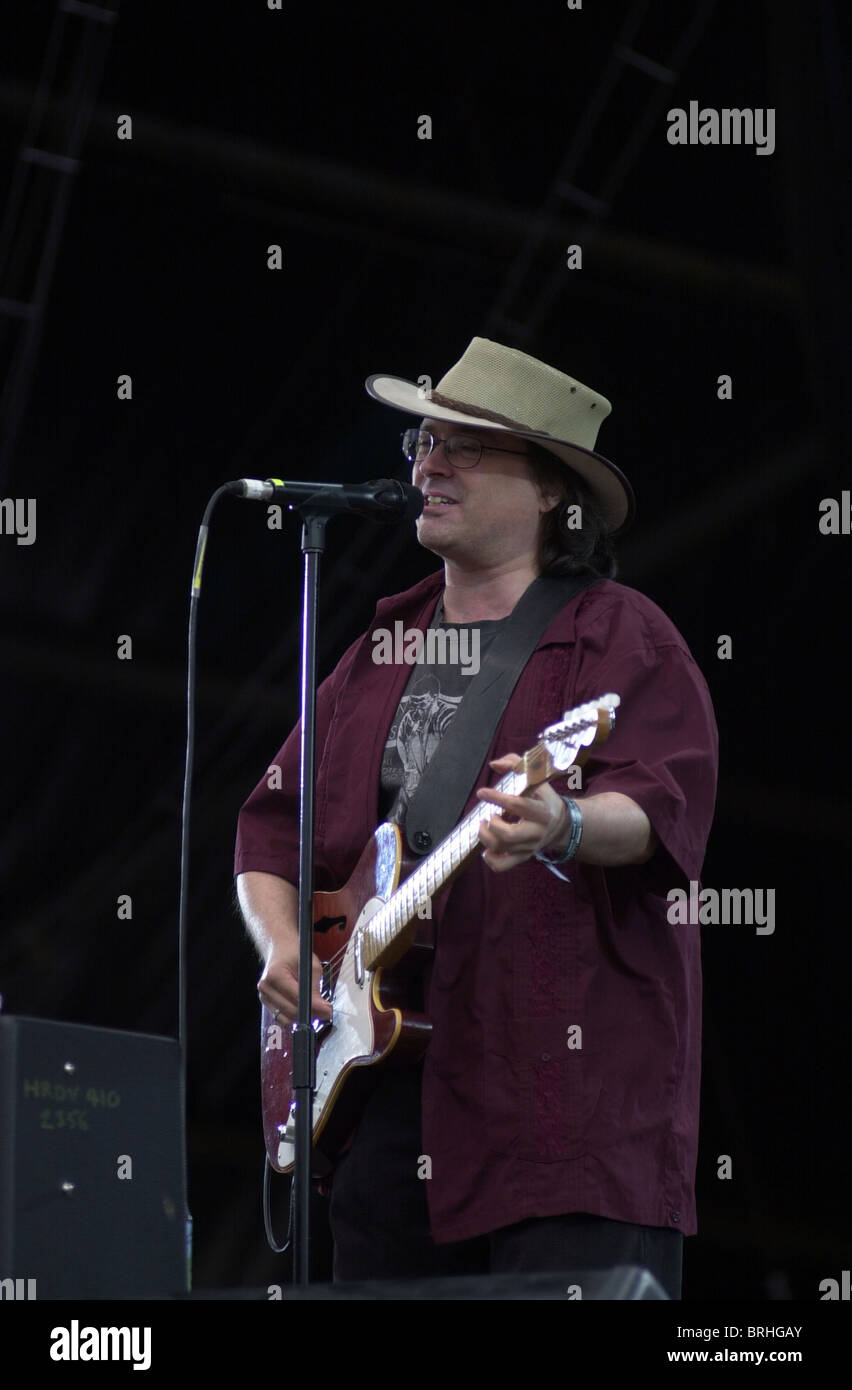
[366,373,635,535]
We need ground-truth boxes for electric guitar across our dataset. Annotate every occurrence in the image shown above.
[261,692,621,1174]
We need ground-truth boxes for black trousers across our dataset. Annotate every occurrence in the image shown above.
[328,1061,684,1299]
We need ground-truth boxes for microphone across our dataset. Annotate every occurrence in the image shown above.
[229,477,423,523]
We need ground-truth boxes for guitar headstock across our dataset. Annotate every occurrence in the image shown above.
[533,692,621,776]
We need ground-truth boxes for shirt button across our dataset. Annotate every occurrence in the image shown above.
[670,1210,681,1224]
[541,1052,551,1062]
[414,830,432,851]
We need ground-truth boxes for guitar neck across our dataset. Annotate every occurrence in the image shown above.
[362,762,537,970]
[360,693,618,971]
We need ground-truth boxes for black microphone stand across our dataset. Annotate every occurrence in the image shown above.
[278,478,420,1284]
[291,504,330,1287]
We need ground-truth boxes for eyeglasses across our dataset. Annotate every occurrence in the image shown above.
[401,427,531,470]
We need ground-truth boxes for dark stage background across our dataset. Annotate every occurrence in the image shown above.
[0,0,850,1301]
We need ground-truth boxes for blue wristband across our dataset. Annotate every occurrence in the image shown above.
[535,797,583,880]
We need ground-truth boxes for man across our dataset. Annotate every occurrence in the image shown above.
[235,337,718,1298]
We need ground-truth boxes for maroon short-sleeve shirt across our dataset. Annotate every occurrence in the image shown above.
[235,571,718,1241]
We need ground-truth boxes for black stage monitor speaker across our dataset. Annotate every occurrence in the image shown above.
[0,1015,187,1299]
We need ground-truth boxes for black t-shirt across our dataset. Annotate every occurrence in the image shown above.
[379,598,507,826]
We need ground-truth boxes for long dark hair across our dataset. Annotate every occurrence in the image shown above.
[527,442,618,579]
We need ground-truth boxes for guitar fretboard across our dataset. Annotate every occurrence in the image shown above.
[362,766,526,969]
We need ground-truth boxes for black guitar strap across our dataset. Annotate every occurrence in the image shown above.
[403,571,601,856]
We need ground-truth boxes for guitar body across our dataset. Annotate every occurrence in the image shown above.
[261,821,434,1175]
[258,694,620,1177]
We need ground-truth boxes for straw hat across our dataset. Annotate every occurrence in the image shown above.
[366,336,634,533]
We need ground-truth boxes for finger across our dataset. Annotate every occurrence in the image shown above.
[312,954,333,1018]
[261,959,332,1022]
[478,824,539,862]
[479,818,520,846]
[259,967,305,1022]
[481,845,526,874]
[260,987,331,1024]
[477,789,549,825]
[477,781,535,804]
[258,985,296,1022]
[312,992,333,1020]
[259,963,297,1001]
